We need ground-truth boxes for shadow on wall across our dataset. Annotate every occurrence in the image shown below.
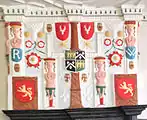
[137,21,147,119]
[0,22,9,120]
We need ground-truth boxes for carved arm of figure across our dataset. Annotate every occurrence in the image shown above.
[11,38,22,48]
[125,21,136,47]
[125,36,136,47]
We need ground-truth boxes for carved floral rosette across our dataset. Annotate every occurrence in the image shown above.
[43,58,56,108]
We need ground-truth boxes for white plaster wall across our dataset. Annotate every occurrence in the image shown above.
[0,22,10,120]
[137,21,147,119]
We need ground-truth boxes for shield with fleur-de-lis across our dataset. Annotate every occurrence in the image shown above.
[65,50,85,72]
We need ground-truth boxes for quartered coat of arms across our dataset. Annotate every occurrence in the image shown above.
[65,50,85,72]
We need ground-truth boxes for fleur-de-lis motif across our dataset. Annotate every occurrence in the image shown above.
[17,85,33,100]
[119,82,133,96]
[59,25,66,35]
[84,25,91,34]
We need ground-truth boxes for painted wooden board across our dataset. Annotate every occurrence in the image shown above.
[114,74,137,106]
[12,77,38,110]
[6,20,139,110]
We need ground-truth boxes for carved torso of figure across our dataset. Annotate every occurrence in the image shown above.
[95,61,106,86]
[125,26,136,47]
[10,27,22,48]
[44,61,56,88]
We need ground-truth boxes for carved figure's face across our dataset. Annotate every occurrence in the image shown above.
[46,24,52,32]
[96,61,104,69]
[97,23,103,31]
[126,26,134,35]
[11,27,21,38]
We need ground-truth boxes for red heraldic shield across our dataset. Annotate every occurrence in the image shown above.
[13,77,38,110]
[114,74,137,106]
[55,22,69,41]
[15,79,36,102]
[80,22,94,40]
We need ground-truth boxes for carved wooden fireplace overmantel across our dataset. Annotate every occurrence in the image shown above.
[3,105,147,120]
[1,1,147,120]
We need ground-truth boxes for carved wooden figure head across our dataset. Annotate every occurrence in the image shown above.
[94,57,106,70]
[44,58,55,73]
[64,73,70,82]
[129,61,134,69]
[97,23,103,31]
[46,24,52,32]
[14,64,20,72]
[10,22,22,38]
[81,73,88,82]
[125,21,136,36]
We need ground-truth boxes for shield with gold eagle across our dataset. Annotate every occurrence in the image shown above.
[65,50,85,72]
[114,74,137,100]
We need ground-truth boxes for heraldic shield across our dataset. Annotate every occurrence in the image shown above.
[65,50,85,72]
[114,74,137,100]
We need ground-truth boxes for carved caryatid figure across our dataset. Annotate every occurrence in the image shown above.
[94,57,106,106]
[125,21,136,60]
[7,22,23,74]
[44,58,56,107]
[9,22,22,48]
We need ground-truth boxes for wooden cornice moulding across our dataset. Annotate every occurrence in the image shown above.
[1,4,146,21]
[2,105,147,120]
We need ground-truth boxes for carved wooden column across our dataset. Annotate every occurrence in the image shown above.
[70,22,79,50]
[69,22,83,108]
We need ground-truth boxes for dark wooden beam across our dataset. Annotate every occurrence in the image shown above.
[2,105,147,120]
